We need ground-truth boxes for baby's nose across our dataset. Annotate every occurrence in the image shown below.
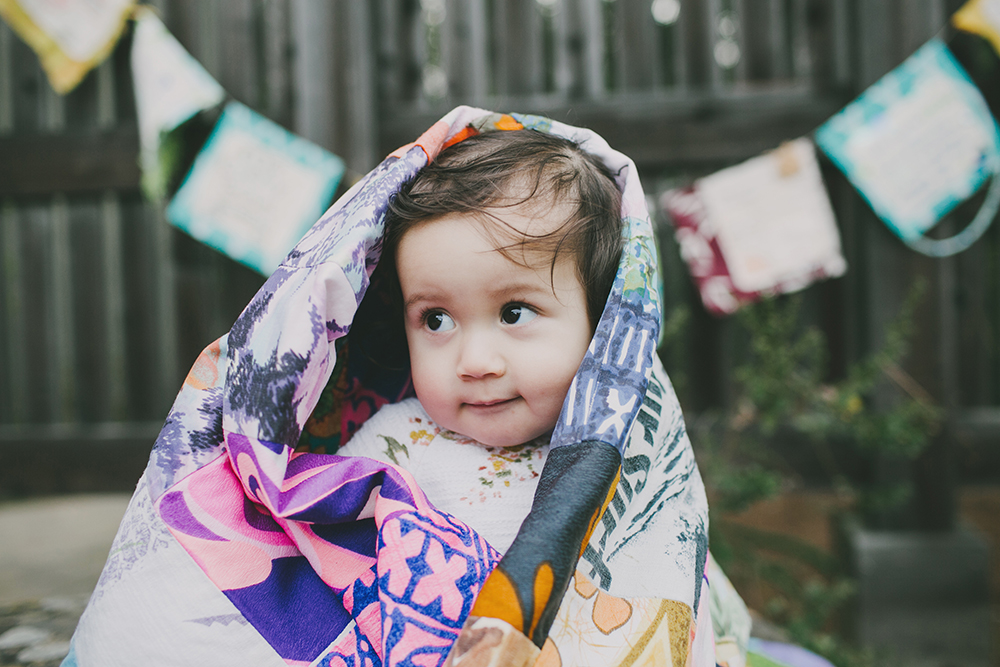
[456,332,505,379]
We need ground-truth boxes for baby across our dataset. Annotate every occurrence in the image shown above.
[338,128,623,553]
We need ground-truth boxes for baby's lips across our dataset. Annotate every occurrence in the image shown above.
[464,397,517,407]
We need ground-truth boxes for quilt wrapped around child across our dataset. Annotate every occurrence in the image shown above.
[64,107,738,667]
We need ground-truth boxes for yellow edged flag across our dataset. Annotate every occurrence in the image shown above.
[954,0,1000,57]
[0,0,135,94]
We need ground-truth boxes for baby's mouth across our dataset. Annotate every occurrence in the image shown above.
[464,397,519,409]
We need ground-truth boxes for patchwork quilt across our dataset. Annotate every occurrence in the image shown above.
[64,107,725,667]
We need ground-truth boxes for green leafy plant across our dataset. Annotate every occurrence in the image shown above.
[666,283,941,667]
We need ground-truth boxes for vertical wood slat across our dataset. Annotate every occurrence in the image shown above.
[730,0,748,83]
[550,0,572,96]
[768,0,789,80]
[377,0,405,107]
[0,22,13,134]
[48,196,75,421]
[196,1,222,80]
[617,0,658,91]
[706,0,724,89]
[344,2,378,173]
[263,0,293,127]
[433,0,454,101]
[218,0,258,107]
[291,0,337,149]
[102,194,127,420]
[491,0,510,98]
[1,201,26,422]
[411,0,430,104]
[670,0,688,89]
[9,25,38,131]
[150,206,180,413]
[830,0,851,87]
[790,0,813,82]
[992,229,1000,403]
[579,0,606,98]
[503,0,543,96]
[444,0,488,102]
[467,0,490,102]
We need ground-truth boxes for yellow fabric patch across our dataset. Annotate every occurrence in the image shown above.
[954,0,1000,58]
[0,0,135,93]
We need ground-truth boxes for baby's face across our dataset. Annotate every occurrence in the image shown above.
[396,207,592,448]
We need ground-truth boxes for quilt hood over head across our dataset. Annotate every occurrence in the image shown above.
[67,107,716,667]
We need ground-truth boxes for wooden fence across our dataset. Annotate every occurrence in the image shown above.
[1,0,995,491]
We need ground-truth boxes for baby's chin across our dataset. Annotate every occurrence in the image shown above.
[453,426,554,449]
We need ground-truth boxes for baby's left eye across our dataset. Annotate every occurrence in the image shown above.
[500,304,537,325]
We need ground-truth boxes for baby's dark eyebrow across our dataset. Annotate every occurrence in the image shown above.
[487,282,551,301]
[403,282,550,311]
[403,292,441,310]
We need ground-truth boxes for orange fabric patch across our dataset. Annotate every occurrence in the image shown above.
[536,638,561,667]
[529,562,554,637]
[580,467,620,558]
[442,125,479,150]
[573,569,598,600]
[471,568,524,633]
[494,114,524,131]
[592,593,632,635]
[185,339,222,390]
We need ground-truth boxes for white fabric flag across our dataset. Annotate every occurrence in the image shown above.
[131,7,225,200]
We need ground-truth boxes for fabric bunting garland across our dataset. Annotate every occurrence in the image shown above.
[664,4,1000,315]
[0,0,134,93]
[663,138,847,316]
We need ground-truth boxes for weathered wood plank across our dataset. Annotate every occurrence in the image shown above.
[380,93,847,169]
[0,130,141,196]
[0,422,158,494]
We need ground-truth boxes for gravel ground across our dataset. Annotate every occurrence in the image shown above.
[0,596,87,667]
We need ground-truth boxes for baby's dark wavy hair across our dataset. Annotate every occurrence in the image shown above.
[351,128,624,371]
[383,128,624,327]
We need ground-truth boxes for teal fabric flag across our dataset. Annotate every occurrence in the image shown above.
[166,101,345,275]
[815,38,1000,256]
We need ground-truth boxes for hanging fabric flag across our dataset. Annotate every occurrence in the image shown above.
[954,0,1000,57]
[166,101,346,276]
[815,38,1000,257]
[0,0,135,93]
[662,138,846,316]
[131,6,225,201]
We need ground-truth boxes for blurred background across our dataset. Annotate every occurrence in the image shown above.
[0,0,998,665]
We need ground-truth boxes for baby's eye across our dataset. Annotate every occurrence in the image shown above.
[500,303,537,325]
[424,311,455,332]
